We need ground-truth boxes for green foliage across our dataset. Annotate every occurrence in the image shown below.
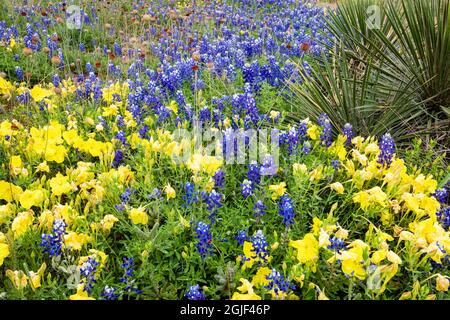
[289,0,450,147]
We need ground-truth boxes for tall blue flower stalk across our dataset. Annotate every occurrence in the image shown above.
[195,221,213,259]
[250,230,269,263]
[378,133,396,168]
[264,269,296,297]
[80,257,100,293]
[120,257,141,294]
[278,194,296,226]
[40,219,67,258]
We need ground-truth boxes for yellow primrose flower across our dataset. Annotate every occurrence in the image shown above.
[102,104,119,117]
[351,136,365,150]
[269,110,280,120]
[371,249,387,264]
[164,183,176,200]
[364,143,380,155]
[335,228,349,239]
[268,182,286,200]
[231,278,261,300]
[0,77,15,96]
[64,232,92,251]
[129,207,149,225]
[309,166,323,182]
[28,263,46,290]
[436,274,449,292]
[336,240,369,280]
[53,204,77,226]
[329,135,347,160]
[412,174,437,194]
[50,173,75,196]
[292,163,308,176]
[6,270,28,290]
[312,217,323,236]
[19,189,45,210]
[318,289,330,300]
[351,149,368,166]
[70,284,96,300]
[0,241,10,266]
[317,228,330,248]
[307,124,320,140]
[11,211,34,239]
[386,250,402,264]
[251,267,272,288]
[38,210,55,230]
[289,233,319,272]
[30,85,53,102]
[36,161,50,173]
[101,214,119,232]
[9,155,23,176]
[168,100,178,114]
[420,196,440,217]
[0,180,23,202]
[329,182,344,194]
[353,187,388,211]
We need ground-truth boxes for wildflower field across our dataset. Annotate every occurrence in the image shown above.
[0,0,449,300]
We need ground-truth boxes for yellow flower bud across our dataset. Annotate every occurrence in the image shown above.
[436,274,449,292]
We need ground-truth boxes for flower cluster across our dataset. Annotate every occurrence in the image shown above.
[40,219,67,258]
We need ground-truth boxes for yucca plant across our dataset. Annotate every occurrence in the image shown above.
[289,0,450,145]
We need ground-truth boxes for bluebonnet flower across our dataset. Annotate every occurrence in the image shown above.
[205,190,222,222]
[250,230,269,263]
[437,207,450,230]
[342,123,354,146]
[120,257,141,294]
[301,141,312,155]
[278,194,296,226]
[318,113,330,127]
[112,150,123,168]
[241,179,253,199]
[199,106,211,123]
[183,182,197,207]
[120,188,133,203]
[115,130,127,146]
[213,169,225,189]
[195,221,213,259]
[40,219,67,258]
[52,74,60,87]
[148,188,162,200]
[235,230,248,245]
[247,161,261,185]
[260,155,277,176]
[86,62,94,73]
[378,133,396,168]
[327,237,347,254]
[80,257,100,293]
[331,160,341,170]
[79,42,86,52]
[15,66,24,81]
[185,284,206,300]
[433,188,448,204]
[253,200,267,218]
[281,126,299,155]
[113,42,122,56]
[101,285,118,300]
[320,119,333,147]
[264,269,296,296]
